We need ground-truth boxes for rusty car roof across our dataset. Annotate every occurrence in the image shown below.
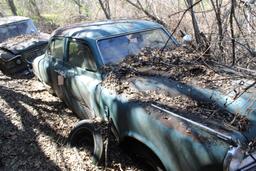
[0,16,30,26]
[51,19,163,40]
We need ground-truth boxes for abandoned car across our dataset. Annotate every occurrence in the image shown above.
[0,16,49,74]
[33,20,256,171]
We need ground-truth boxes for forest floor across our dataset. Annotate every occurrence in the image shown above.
[0,71,140,171]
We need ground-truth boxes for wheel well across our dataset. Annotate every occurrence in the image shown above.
[199,164,222,171]
[120,138,221,171]
[120,136,165,170]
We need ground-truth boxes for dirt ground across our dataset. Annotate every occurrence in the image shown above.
[0,71,140,171]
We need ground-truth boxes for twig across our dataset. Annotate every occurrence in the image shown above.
[242,7,256,31]
[126,0,167,26]
[233,80,256,100]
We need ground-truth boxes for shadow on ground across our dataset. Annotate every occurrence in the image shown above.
[0,73,139,171]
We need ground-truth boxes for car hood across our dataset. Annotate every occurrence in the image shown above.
[122,75,256,139]
[0,33,49,55]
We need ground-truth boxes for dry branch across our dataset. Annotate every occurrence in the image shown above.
[99,0,111,19]
[126,0,167,26]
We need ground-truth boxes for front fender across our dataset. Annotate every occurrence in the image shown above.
[33,54,51,85]
[106,96,232,171]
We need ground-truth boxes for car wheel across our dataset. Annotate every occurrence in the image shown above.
[68,119,104,165]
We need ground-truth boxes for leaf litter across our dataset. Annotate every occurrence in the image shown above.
[102,47,251,131]
[0,34,42,48]
[0,72,141,171]
[0,46,253,170]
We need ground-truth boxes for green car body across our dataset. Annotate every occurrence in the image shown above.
[33,20,256,171]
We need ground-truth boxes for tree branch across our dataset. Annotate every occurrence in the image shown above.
[99,0,111,19]
[126,0,167,27]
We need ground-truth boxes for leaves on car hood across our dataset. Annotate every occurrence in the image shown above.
[102,47,251,131]
[0,33,48,55]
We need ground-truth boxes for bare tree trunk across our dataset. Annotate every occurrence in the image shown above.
[200,1,209,28]
[28,0,41,18]
[98,0,111,19]
[186,0,203,46]
[210,0,224,56]
[73,0,82,14]
[6,0,17,16]
[230,0,236,65]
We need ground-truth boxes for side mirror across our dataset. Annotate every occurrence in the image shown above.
[180,30,193,45]
[182,34,193,45]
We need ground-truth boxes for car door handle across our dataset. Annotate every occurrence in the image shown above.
[66,70,76,77]
[55,70,76,77]
[54,69,66,77]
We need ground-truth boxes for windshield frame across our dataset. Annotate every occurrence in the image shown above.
[96,27,177,65]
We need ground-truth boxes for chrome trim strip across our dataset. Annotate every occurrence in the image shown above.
[151,103,237,145]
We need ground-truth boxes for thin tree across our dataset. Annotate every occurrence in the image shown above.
[28,0,41,18]
[210,0,224,56]
[230,0,236,65]
[98,0,111,19]
[6,0,17,16]
[186,0,203,46]
[73,0,83,14]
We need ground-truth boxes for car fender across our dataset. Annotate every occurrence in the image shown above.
[121,130,170,170]
[33,54,51,85]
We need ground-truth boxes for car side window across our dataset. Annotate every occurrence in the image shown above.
[48,38,64,59]
[68,40,97,71]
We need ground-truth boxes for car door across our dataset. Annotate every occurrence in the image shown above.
[47,37,67,101]
[61,38,100,119]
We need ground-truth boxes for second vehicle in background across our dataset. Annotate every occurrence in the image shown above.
[0,16,49,75]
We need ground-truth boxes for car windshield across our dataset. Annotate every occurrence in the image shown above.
[98,28,175,64]
[0,19,37,43]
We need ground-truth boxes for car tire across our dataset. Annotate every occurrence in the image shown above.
[68,119,104,165]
